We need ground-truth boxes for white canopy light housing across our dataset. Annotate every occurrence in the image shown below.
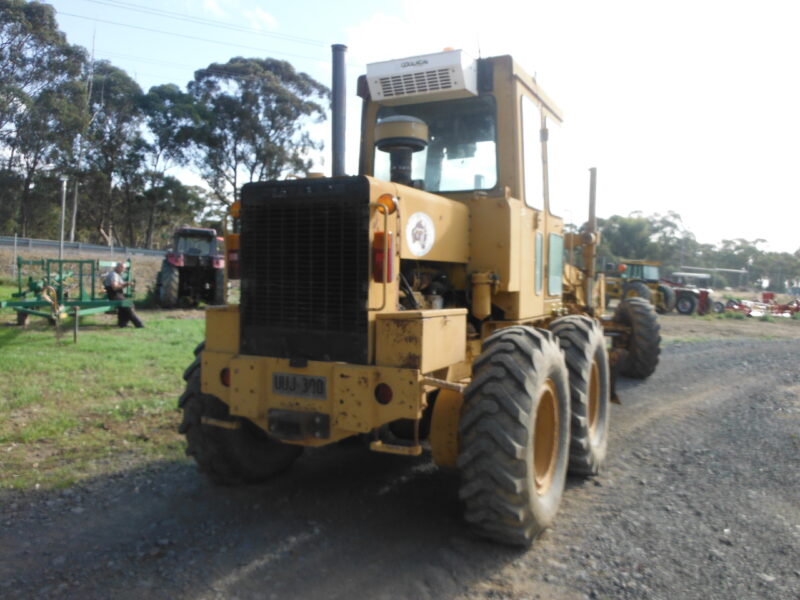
[366,49,478,105]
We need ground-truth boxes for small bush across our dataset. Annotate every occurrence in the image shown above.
[759,313,775,322]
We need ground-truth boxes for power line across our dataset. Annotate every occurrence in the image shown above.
[78,0,331,48]
[56,11,329,64]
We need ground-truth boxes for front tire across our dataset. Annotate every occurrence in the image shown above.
[179,350,302,484]
[613,297,661,379]
[551,316,610,476]
[676,293,697,315]
[458,326,570,546]
[622,280,652,302]
[656,284,676,314]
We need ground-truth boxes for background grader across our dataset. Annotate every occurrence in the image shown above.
[179,47,661,546]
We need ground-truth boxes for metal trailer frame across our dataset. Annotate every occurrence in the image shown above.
[1,257,136,326]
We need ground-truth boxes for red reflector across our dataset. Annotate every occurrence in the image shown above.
[220,368,231,387]
[372,231,394,283]
[375,383,393,405]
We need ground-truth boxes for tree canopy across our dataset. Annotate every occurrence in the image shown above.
[0,1,328,247]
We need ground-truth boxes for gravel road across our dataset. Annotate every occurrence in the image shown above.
[1,318,799,599]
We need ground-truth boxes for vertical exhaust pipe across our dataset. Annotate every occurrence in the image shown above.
[583,167,598,312]
[331,44,347,177]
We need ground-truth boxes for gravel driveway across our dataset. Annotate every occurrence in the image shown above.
[1,316,798,599]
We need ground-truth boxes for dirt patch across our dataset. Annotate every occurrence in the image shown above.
[658,311,800,341]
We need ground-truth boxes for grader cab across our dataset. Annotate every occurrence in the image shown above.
[179,48,661,546]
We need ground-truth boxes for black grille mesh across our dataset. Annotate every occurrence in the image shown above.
[240,177,370,363]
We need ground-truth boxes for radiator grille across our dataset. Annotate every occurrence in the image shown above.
[240,177,370,364]
[378,68,454,98]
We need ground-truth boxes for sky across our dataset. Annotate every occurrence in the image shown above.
[45,0,800,254]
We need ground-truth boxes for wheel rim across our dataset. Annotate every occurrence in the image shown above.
[534,378,560,495]
[588,358,600,436]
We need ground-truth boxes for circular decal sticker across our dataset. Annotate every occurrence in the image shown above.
[405,212,436,257]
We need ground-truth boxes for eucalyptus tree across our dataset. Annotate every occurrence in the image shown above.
[84,60,144,246]
[188,57,329,206]
[139,83,205,246]
[0,0,87,235]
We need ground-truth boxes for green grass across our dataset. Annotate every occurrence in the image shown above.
[0,310,204,491]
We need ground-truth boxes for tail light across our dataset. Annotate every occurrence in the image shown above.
[227,250,240,279]
[226,233,240,280]
[374,383,393,404]
[372,231,394,283]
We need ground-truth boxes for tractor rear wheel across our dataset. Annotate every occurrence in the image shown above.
[656,284,676,314]
[622,280,652,302]
[551,315,610,476]
[458,326,570,546]
[212,268,225,305]
[613,297,661,379]
[158,262,179,308]
[179,349,302,485]
[676,293,697,315]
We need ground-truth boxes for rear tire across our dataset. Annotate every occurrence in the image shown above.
[458,326,570,546]
[676,293,697,315]
[613,297,661,379]
[622,280,652,302]
[158,262,179,308]
[179,350,302,484]
[551,316,610,476]
[656,284,676,314]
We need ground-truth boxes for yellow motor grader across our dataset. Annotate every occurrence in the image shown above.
[179,46,661,546]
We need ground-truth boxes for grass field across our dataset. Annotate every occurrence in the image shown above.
[0,299,204,491]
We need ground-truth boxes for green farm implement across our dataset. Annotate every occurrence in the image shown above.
[1,258,136,334]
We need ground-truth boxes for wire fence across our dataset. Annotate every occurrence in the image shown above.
[0,235,165,257]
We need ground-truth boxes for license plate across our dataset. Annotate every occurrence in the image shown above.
[272,372,327,400]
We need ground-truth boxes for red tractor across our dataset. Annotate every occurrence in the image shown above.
[156,227,225,308]
[661,272,720,315]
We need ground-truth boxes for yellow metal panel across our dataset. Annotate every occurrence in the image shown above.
[430,388,463,468]
[332,363,422,432]
[201,350,232,403]
[205,305,239,353]
[375,309,467,373]
[394,185,470,263]
[200,354,425,444]
[468,194,521,292]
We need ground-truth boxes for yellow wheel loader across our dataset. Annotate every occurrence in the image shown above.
[178,46,661,546]
[604,259,676,314]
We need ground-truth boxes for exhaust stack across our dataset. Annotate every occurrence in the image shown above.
[331,44,347,177]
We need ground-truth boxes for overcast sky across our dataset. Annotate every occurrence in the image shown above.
[46,0,800,254]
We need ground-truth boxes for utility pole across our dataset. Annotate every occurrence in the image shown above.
[59,177,68,260]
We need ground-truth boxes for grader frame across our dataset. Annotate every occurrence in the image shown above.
[179,47,660,546]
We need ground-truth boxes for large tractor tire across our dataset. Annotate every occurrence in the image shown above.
[157,262,180,308]
[613,297,661,379]
[656,284,676,314]
[179,348,302,485]
[551,316,610,476]
[458,326,570,546]
[676,293,697,315]
[622,280,652,302]
[212,268,225,305]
